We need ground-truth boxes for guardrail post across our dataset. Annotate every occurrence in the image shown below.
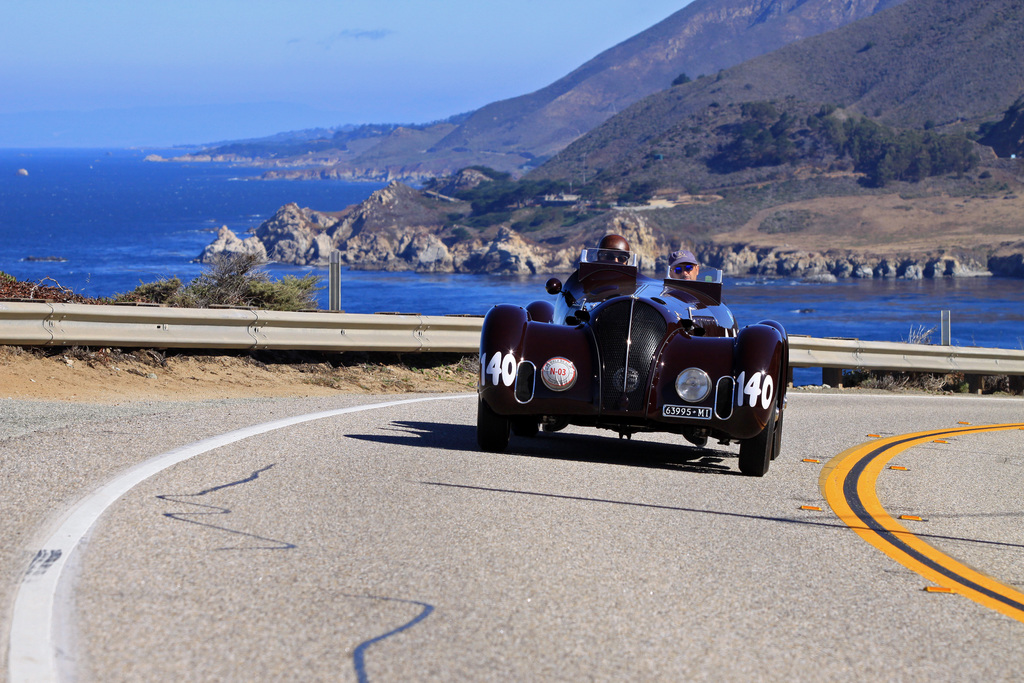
[941,310,951,346]
[822,367,844,388]
[329,251,341,311]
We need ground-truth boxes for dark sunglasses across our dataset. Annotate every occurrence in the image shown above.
[673,264,695,274]
[599,251,629,264]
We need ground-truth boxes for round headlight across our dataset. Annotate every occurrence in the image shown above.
[675,368,711,402]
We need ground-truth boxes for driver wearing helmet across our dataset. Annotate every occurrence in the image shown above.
[595,234,631,264]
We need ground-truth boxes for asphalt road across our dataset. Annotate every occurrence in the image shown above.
[3,390,1024,682]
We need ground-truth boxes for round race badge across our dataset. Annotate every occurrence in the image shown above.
[540,357,577,391]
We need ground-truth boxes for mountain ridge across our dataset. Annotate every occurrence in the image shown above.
[188,0,909,178]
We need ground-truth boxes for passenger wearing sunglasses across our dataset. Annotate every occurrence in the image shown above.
[668,249,700,280]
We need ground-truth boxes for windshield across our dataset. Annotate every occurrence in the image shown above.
[666,266,723,283]
[580,247,639,267]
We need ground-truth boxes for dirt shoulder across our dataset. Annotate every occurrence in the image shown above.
[0,346,478,403]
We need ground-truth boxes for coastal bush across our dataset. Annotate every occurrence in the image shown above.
[244,275,321,311]
[114,253,321,311]
[115,278,183,304]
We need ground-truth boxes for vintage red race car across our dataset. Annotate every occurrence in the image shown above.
[477,244,788,476]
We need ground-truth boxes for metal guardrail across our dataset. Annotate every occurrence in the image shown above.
[0,301,481,353]
[787,335,1024,376]
[1,301,1022,379]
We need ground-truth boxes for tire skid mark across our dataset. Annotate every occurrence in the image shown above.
[9,394,473,683]
[345,594,434,683]
[821,422,1024,623]
[24,549,62,578]
[157,464,295,550]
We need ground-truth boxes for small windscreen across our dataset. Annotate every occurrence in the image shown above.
[581,248,639,267]
[666,265,722,283]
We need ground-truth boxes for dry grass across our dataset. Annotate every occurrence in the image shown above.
[0,346,478,402]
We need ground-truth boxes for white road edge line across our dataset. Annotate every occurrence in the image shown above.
[8,393,474,683]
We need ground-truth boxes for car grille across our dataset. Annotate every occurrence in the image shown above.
[592,299,666,412]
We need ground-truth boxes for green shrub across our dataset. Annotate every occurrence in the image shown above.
[115,278,183,303]
[114,253,322,311]
[245,274,321,311]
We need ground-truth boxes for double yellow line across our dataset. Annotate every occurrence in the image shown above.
[820,423,1024,622]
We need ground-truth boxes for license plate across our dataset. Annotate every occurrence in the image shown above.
[662,405,712,420]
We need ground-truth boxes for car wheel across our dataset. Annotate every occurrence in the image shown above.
[512,417,540,437]
[739,408,776,477]
[477,396,511,452]
[542,417,568,433]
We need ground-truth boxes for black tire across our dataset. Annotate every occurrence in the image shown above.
[512,418,540,437]
[739,409,776,477]
[477,396,511,452]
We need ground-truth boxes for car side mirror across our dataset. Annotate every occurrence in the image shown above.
[547,277,577,307]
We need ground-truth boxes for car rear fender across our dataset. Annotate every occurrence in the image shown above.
[730,322,787,439]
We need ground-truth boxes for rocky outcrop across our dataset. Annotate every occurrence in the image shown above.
[253,203,338,264]
[197,181,1023,279]
[196,225,268,262]
[197,182,671,275]
[697,245,995,280]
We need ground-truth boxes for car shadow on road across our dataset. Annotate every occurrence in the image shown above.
[350,422,1024,549]
[347,420,741,476]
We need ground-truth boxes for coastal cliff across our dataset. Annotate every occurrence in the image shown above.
[197,181,1023,280]
[197,182,674,275]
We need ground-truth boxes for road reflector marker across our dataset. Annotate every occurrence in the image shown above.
[889,465,909,470]
[933,439,948,444]
[958,421,971,425]
[822,422,1024,625]
[800,505,822,511]
[802,458,821,463]
[899,515,924,521]
[867,434,881,438]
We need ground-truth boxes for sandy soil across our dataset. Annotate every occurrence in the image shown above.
[0,346,478,403]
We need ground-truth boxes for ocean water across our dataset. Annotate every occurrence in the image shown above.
[3,148,1023,382]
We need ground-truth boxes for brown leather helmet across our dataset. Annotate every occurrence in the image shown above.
[598,234,631,252]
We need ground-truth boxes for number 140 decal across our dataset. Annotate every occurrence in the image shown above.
[736,370,774,409]
[482,351,516,386]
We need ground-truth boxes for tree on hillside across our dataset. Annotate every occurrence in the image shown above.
[978,95,1024,158]
[708,102,797,173]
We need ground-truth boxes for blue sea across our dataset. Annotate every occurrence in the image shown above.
[2,148,1023,384]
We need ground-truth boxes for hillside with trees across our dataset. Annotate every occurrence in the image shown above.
[534,0,1024,191]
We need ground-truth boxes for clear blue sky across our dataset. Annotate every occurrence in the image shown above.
[0,0,693,147]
